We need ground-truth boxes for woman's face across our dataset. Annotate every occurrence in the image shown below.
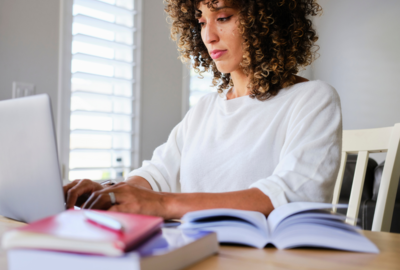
[197,1,243,74]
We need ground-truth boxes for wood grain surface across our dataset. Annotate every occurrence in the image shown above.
[1,216,399,270]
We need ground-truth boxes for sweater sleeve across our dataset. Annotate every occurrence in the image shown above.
[125,111,191,192]
[249,83,342,209]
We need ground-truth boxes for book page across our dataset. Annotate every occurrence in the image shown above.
[267,202,346,233]
[271,223,379,253]
[180,209,271,247]
[181,208,269,233]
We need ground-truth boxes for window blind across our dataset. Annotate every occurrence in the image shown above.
[69,0,136,181]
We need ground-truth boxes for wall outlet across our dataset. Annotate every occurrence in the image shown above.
[12,82,35,98]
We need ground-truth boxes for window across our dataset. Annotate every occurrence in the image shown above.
[68,0,138,181]
[189,68,216,108]
[182,65,216,116]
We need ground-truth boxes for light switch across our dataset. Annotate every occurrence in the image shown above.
[12,82,35,99]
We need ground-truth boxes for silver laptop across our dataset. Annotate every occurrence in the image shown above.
[0,94,65,223]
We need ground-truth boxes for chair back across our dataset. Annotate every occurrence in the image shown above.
[332,123,400,232]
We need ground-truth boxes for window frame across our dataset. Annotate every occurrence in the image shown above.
[58,0,143,185]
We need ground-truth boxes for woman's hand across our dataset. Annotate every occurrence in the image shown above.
[80,183,274,220]
[81,182,171,219]
[63,179,104,209]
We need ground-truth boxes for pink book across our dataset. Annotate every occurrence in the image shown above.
[2,210,163,256]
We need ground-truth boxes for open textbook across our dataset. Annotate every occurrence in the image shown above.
[180,202,379,253]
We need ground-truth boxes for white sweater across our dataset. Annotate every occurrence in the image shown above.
[127,80,342,208]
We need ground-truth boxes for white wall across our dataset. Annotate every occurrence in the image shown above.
[2,0,399,164]
[139,0,183,161]
[312,0,400,130]
[0,0,183,164]
[0,0,60,118]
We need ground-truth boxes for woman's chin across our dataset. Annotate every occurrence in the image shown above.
[214,62,235,74]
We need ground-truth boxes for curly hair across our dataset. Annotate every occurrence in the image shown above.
[165,0,322,100]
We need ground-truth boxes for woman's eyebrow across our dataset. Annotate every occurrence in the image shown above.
[195,9,202,19]
[195,6,232,19]
[213,6,231,11]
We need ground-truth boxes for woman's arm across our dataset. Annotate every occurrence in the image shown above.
[81,182,274,219]
[164,187,274,218]
[125,175,153,190]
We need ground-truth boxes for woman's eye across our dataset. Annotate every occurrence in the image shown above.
[217,15,233,22]
[198,15,233,28]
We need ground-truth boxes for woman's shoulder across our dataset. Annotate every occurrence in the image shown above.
[280,80,340,105]
[191,91,220,109]
[182,92,219,121]
[296,80,338,97]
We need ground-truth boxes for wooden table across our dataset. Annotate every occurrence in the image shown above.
[1,216,399,270]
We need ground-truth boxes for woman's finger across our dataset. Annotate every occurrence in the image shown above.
[65,179,103,209]
[108,203,132,213]
[83,191,113,210]
[93,193,114,210]
[109,204,124,213]
[63,180,79,201]
[66,185,90,209]
[81,191,99,209]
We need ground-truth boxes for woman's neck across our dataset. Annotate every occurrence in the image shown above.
[226,69,250,100]
[227,69,310,100]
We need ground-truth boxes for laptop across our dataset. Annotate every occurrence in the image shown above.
[0,94,65,223]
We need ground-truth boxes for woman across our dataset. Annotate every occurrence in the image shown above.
[64,0,342,219]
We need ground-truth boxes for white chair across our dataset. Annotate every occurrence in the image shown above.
[332,123,400,232]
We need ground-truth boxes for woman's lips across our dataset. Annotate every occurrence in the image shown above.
[210,50,227,59]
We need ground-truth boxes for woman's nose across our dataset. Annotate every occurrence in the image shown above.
[202,23,219,45]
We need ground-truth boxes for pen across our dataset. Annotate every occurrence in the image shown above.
[84,211,124,232]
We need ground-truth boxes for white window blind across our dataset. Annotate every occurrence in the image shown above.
[68,0,137,181]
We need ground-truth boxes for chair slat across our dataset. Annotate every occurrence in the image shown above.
[343,127,392,153]
[372,123,400,231]
[332,152,347,212]
[346,151,369,225]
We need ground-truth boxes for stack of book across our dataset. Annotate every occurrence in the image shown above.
[2,210,218,270]
[2,202,379,270]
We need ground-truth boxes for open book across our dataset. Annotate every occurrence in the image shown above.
[180,202,379,253]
